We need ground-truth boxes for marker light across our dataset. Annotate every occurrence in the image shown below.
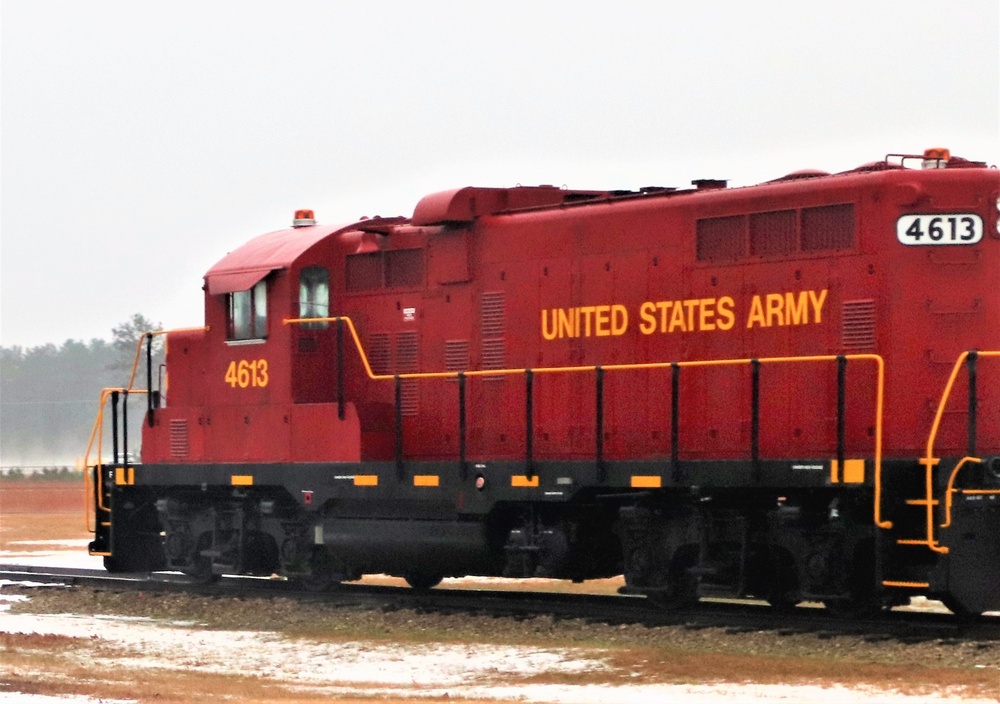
[922,148,951,169]
[292,209,316,227]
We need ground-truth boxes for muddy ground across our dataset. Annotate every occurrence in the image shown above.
[1,480,998,703]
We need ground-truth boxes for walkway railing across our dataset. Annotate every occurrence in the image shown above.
[286,316,887,526]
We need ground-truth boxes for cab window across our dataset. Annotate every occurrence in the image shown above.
[228,280,267,340]
[299,266,330,327]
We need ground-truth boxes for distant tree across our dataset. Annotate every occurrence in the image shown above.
[0,316,164,466]
[110,313,163,371]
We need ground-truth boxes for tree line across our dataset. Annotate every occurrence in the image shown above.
[0,314,164,467]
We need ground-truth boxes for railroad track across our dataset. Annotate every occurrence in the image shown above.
[2,563,998,645]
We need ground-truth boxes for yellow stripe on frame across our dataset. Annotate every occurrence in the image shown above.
[353,474,379,487]
[115,467,126,486]
[413,475,439,487]
[231,475,254,486]
[831,459,864,484]
[511,475,539,488]
[128,467,135,485]
[631,475,662,489]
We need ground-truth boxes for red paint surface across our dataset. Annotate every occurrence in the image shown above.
[143,156,1000,465]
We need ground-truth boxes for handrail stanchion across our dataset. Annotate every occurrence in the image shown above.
[596,366,605,482]
[671,363,680,482]
[336,318,345,421]
[146,334,154,427]
[111,391,120,465]
[836,355,847,473]
[967,350,978,457]
[525,369,534,479]
[750,359,760,481]
[394,375,403,479]
[122,390,129,470]
[458,372,467,480]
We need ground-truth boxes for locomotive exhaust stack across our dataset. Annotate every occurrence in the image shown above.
[84,149,1000,618]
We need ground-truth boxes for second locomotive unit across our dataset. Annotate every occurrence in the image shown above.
[88,148,1000,617]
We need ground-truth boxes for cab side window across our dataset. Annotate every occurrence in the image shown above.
[228,280,267,340]
[299,266,330,327]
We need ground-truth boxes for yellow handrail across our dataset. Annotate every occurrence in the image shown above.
[940,456,982,529]
[83,327,208,531]
[921,350,999,553]
[286,316,886,526]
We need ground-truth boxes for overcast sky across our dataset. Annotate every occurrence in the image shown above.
[2,0,997,348]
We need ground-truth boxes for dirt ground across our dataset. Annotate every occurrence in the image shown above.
[1,481,998,703]
[0,481,83,515]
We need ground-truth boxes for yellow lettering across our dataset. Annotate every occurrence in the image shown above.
[225,361,237,388]
[669,300,687,332]
[765,293,784,327]
[656,301,671,333]
[558,308,575,338]
[785,291,808,326]
[716,296,735,330]
[684,299,698,332]
[611,304,629,335]
[595,305,611,336]
[225,359,268,388]
[542,310,558,341]
[579,306,595,337]
[698,298,716,331]
[808,289,828,324]
[746,295,766,329]
[639,301,657,335]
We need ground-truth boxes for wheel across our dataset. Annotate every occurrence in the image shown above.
[646,551,698,610]
[297,547,343,592]
[404,571,443,590]
[181,533,220,584]
[823,541,883,619]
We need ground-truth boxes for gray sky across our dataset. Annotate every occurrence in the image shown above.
[2,0,998,348]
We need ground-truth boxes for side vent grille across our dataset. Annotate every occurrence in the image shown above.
[696,215,746,261]
[444,340,470,381]
[169,419,190,460]
[395,331,419,416]
[368,333,391,376]
[802,204,855,251]
[750,210,796,257]
[480,292,506,380]
[842,299,877,351]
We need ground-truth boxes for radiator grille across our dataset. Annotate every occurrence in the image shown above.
[750,210,796,257]
[395,331,419,416]
[444,339,470,379]
[368,333,391,375]
[169,419,189,460]
[480,292,506,379]
[802,204,855,251]
[842,299,877,351]
[696,215,746,261]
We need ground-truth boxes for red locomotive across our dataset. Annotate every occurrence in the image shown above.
[87,148,1000,616]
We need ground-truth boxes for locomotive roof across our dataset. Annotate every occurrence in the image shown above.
[204,151,993,294]
[204,223,346,295]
